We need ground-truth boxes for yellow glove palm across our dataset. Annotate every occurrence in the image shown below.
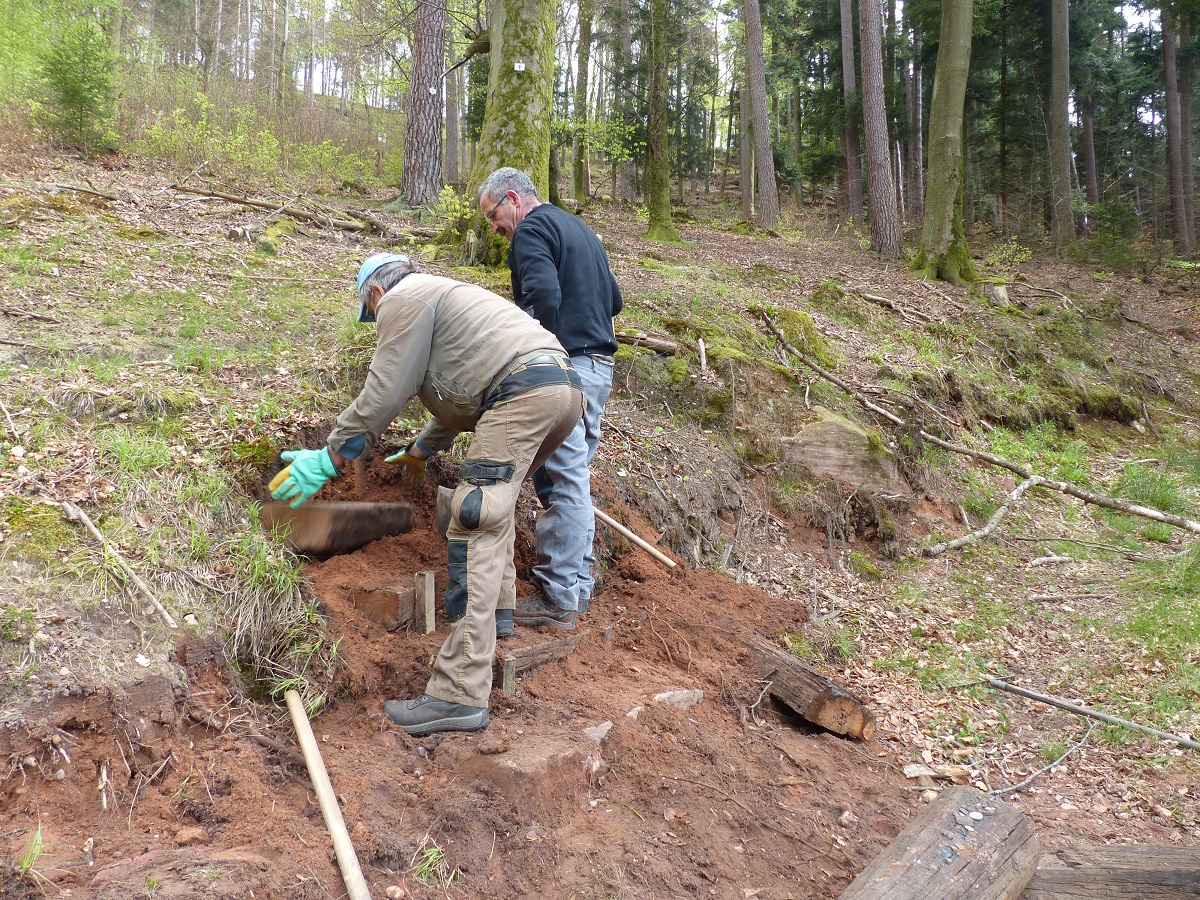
[385,443,427,486]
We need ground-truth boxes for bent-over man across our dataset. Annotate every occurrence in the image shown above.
[269,253,583,734]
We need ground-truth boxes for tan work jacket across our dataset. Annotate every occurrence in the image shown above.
[326,273,564,459]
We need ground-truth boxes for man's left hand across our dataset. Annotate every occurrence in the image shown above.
[269,448,341,508]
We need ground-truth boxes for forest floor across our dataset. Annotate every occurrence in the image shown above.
[1,144,1199,899]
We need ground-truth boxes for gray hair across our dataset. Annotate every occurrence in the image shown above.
[478,167,539,205]
[358,258,416,310]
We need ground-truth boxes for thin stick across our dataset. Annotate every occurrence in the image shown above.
[991,723,1095,795]
[60,502,177,628]
[595,507,677,569]
[0,398,19,441]
[986,677,1200,752]
[923,476,1039,557]
[285,690,372,900]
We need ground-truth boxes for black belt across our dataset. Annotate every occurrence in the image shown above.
[481,355,581,412]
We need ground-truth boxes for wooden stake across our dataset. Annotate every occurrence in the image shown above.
[284,690,372,900]
[414,571,436,635]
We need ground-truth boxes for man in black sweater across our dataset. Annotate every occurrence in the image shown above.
[479,167,623,631]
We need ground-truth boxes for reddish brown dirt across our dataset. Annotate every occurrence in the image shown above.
[0,466,913,899]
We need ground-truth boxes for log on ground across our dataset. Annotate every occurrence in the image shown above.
[750,639,875,740]
[1022,845,1200,898]
[494,632,586,695]
[840,786,1040,900]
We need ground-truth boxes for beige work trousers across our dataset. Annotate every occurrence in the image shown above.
[425,382,584,708]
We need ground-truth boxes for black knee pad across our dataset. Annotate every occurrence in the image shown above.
[452,460,516,532]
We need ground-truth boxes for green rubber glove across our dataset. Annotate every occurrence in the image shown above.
[269,448,340,509]
[385,442,427,486]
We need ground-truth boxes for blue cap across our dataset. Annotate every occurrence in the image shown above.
[356,253,410,322]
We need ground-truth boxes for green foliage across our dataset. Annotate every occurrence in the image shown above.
[137,92,377,188]
[983,237,1032,273]
[38,10,117,151]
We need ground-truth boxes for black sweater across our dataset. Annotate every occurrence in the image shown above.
[508,203,623,357]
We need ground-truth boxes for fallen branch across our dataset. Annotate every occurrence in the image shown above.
[985,677,1200,752]
[60,501,177,628]
[54,183,120,202]
[1,305,60,323]
[616,329,681,355]
[924,476,1039,557]
[991,723,1095,796]
[169,184,389,235]
[756,310,1200,538]
[0,336,50,352]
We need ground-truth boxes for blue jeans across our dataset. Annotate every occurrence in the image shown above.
[532,355,613,612]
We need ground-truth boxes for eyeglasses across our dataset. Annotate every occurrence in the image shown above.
[482,195,510,223]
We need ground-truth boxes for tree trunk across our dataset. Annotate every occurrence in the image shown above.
[400,0,446,206]
[1181,21,1195,244]
[445,56,461,186]
[646,0,681,241]
[913,0,976,284]
[572,0,592,200]
[909,29,924,221]
[859,0,901,255]
[740,78,754,219]
[468,0,556,196]
[840,0,864,227]
[742,0,779,227]
[1162,13,1191,255]
[1081,106,1099,207]
[1048,0,1075,254]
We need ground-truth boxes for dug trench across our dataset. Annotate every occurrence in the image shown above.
[0,448,914,899]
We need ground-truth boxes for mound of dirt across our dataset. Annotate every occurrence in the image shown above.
[1,467,913,898]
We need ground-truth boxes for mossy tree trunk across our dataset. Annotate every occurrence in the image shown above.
[913,0,977,284]
[646,0,681,242]
[467,0,556,196]
[839,0,863,228]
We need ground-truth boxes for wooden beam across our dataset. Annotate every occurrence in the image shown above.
[750,639,874,740]
[348,584,414,631]
[1022,846,1200,899]
[841,786,1040,900]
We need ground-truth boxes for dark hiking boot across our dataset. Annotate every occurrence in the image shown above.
[513,593,576,631]
[384,695,489,735]
[495,608,514,639]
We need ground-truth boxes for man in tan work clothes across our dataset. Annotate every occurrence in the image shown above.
[269,253,583,734]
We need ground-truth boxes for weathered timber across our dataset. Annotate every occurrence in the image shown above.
[840,786,1040,900]
[1022,845,1200,899]
[493,631,586,694]
[414,571,436,635]
[348,584,414,631]
[750,639,875,740]
[616,329,680,355]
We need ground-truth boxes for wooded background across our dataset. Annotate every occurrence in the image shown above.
[2,0,1198,273]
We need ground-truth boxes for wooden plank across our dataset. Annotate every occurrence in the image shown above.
[348,585,414,631]
[414,571,436,635]
[840,786,1040,900]
[750,639,875,740]
[1022,846,1200,898]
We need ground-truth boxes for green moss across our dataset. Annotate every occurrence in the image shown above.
[775,307,836,368]
[849,550,884,582]
[228,436,280,470]
[666,356,691,387]
[2,498,76,570]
